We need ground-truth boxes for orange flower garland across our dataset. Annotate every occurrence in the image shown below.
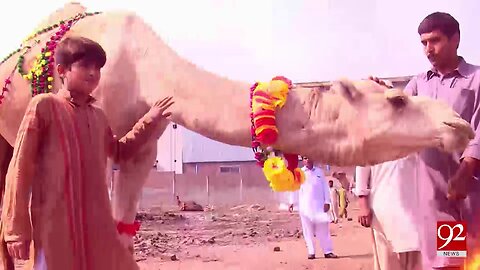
[250,76,305,192]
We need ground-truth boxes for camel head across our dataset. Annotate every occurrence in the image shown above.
[294,79,475,165]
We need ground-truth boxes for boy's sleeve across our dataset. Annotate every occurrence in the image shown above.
[105,113,165,162]
[2,96,47,243]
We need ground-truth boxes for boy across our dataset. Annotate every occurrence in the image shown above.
[1,36,173,270]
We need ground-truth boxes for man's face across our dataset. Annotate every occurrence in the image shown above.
[329,181,333,187]
[303,158,313,168]
[420,30,459,69]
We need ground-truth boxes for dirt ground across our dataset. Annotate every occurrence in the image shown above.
[134,201,375,270]
[13,200,375,270]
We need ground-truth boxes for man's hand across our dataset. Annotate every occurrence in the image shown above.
[367,76,393,89]
[447,158,478,200]
[357,196,372,227]
[323,203,330,213]
[147,96,174,121]
[7,240,30,260]
[288,204,294,213]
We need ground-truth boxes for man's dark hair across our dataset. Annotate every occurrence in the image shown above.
[55,36,107,69]
[418,12,460,38]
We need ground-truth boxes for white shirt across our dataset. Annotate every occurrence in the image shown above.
[355,154,421,252]
[329,187,338,206]
[290,166,331,223]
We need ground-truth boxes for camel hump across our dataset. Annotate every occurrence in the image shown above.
[34,2,87,31]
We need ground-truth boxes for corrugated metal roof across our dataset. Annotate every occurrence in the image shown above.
[294,75,413,88]
[182,128,255,163]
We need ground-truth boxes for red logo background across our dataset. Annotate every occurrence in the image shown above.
[437,221,467,251]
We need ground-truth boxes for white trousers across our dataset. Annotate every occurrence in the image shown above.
[329,201,339,222]
[300,214,333,255]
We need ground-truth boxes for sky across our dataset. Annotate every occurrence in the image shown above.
[1,0,479,83]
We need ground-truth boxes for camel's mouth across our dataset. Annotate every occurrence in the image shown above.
[440,120,475,152]
[443,121,475,139]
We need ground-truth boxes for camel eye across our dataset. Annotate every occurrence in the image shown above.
[388,96,407,108]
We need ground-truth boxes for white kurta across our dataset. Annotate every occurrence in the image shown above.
[329,187,339,222]
[355,154,421,253]
[291,166,334,255]
[296,166,332,223]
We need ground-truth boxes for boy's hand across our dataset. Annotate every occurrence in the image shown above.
[7,240,30,260]
[147,96,174,121]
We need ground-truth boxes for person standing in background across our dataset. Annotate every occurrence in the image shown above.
[289,157,338,259]
[328,180,339,223]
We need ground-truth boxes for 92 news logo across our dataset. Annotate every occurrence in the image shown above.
[436,221,467,257]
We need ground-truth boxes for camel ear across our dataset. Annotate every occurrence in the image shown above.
[332,78,362,102]
[384,88,408,107]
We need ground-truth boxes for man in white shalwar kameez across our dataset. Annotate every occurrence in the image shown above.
[355,154,422,270]
[328,179,339,223]
[289,158,338,260]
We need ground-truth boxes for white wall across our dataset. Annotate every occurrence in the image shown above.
[155,123,183,174]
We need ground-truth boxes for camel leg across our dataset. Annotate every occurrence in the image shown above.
[0,135,15,270]
[110,141,157,252]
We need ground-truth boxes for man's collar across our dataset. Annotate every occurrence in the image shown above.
[302,166,316,171]
[57,89,96,107]
[426,56,470,81]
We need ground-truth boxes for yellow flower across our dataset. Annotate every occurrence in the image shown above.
[48,85,53,90]
[41,60,46,65]
[47,77,53,82]
[252,82,269,93]
[262,157,301,192]
[45,51,52,57]
[267,80,289,108]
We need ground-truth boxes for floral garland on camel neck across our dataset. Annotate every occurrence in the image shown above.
[0,11,100,104]
[250,76,305,192]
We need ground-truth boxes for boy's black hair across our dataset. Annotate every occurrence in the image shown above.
[55,36,107,68]
[418,12,460,38]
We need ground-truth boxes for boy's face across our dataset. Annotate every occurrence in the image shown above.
[58,59,101,95]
